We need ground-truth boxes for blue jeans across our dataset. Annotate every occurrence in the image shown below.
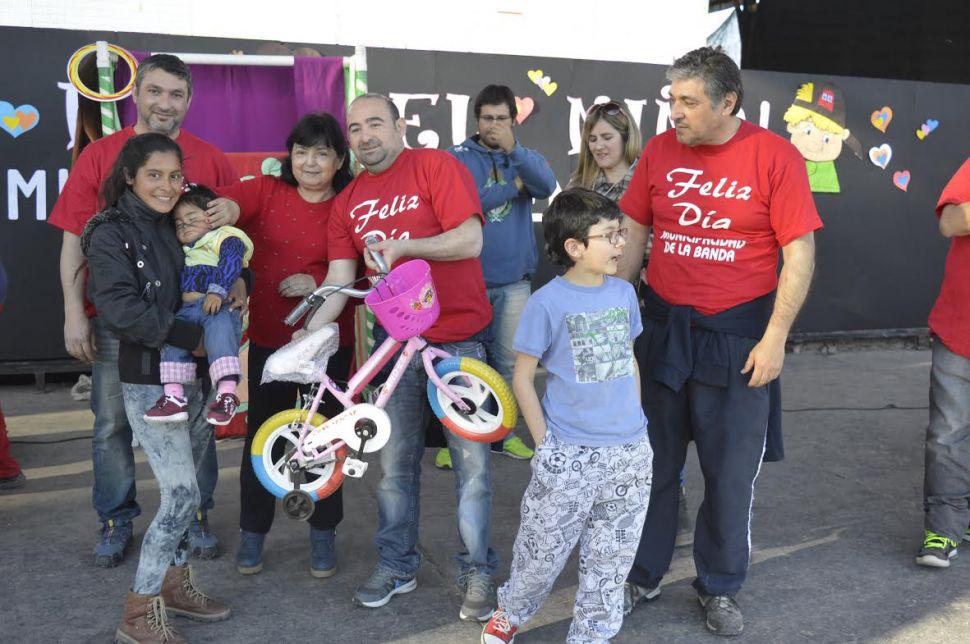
[121,382,212,594]
[90,317,218,522]
[160,298,242,367]
[923,338,970,542]
[372,325,499,577]
[484,280,531,385]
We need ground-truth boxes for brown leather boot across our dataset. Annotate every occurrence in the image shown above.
[115,591,186,643]
[160,564,231,622]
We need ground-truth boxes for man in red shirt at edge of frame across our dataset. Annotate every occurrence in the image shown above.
[48,54,241,569]
[914,159,970,569]
[616,47,821,637]
[302,93,498,622]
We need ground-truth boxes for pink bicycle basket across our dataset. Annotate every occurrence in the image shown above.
[365,259,440,341]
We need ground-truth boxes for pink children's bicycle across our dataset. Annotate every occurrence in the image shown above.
[251,250,517,521]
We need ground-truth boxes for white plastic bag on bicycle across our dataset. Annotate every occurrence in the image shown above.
[261,323,340,385]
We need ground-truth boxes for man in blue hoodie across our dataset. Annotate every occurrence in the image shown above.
[447,84,558,466]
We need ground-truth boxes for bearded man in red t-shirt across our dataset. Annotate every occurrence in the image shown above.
[617,47,822,636]
[305,93,498,621]
[915,159,970,568]
[48,54,240,569]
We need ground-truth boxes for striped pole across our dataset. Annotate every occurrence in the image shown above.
[95,41,122,136]
[346,46,379,380]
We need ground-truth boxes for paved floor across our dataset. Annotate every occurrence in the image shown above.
[1,349,968,643]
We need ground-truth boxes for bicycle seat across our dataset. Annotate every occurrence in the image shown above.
[261,323,340,385]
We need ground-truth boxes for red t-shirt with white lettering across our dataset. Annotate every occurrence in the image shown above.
[328,148,491,343]
[620,120,822,315]
[929,158,970,359]
[48,126,236,317]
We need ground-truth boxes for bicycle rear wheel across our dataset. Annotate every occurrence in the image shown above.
[251,408,346,500]
[426,357,517,443]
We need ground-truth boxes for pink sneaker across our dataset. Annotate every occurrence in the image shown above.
[207,393,240,426]
[144,395,189,423]
[481,610,516,644]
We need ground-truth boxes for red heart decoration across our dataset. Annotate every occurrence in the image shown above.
[515,96,536,124]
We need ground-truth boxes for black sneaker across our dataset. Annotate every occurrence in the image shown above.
[698,593,743,636]
[916,530,958,568]
[623,581,661,616]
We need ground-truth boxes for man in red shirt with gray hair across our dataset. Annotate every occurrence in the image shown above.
[617,47,821,637]
[48,54,239,568]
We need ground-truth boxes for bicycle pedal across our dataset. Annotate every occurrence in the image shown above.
[342,458,368,478]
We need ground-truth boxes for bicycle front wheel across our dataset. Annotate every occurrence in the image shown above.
[426,357,517,443]
[251,409,346,500]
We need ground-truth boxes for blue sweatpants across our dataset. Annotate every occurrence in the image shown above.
[628,319,769,597]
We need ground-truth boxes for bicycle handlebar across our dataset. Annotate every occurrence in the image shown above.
[284,240,389,328]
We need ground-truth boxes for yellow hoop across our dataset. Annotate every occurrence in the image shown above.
[67,43,139,102]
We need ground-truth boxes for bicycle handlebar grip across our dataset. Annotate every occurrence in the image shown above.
[284,299,313,327]
[363,234,390,274]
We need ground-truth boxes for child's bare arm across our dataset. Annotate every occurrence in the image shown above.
[512,352,547,447]
[632,342,642,404]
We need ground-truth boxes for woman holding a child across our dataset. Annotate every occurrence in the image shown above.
[84,132,232,643]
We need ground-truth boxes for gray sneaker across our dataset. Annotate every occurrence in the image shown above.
[698,593,743,636]
[623,581,661,616]
[458,568,496,622]
[354,566,417,608]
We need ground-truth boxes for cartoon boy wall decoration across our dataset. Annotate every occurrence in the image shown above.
[783,82,862,193]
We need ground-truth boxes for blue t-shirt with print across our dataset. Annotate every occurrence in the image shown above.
[513,275,647,447]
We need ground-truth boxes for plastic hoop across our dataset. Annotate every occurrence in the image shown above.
[67,43,139,102]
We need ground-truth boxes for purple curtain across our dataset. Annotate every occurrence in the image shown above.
[119,55,345,153]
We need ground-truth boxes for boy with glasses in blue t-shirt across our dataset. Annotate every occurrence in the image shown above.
[481,188,652,643]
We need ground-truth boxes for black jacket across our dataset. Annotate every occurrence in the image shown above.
[82,190,202,385]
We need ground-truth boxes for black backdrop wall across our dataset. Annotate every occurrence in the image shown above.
[0,26,965,361]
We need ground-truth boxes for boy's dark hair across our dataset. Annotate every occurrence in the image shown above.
[135,54,193,96]
[473,84,517,120]
[178,184,219,212]
[543,188,622,267]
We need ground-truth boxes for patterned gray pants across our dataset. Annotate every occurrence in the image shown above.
[498,432,652,642]
[121,383,213,595]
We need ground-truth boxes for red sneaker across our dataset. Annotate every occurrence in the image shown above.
[207,393,240,426]
[481,610,516,644]
[144,395,189,423]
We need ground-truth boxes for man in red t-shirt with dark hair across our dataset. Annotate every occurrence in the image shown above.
[305,93,497,621]
[617,47,821,636]
[48,54,239,569]
[915,159,970,568]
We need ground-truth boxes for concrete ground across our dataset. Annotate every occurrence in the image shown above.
[1,348,968,643]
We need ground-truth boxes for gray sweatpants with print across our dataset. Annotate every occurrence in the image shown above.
[121,382,214,595]
[498,432,652,643]
[924,339,970,542]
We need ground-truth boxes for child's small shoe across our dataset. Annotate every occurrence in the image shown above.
[207,393,240,426]
[481,610,517,644]
[144,394,189,423]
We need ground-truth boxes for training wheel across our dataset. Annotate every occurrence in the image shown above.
[282,490,315,521]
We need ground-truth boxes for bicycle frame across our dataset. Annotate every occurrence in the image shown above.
[290,334,472,467]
